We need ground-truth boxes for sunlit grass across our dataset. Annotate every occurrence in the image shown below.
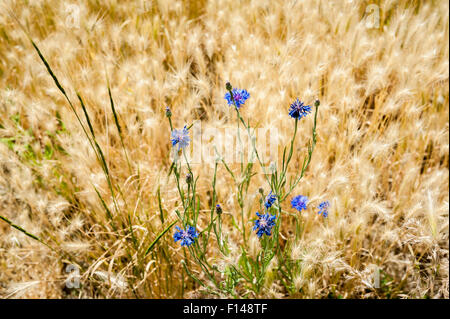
[0,0,448,298]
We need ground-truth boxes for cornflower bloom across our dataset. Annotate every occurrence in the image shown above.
[288,98,311,119]
[317,201,330,218]
[173,226,198,247]
[291,195,308,212]
[171,125,190,150]
[253,212,276,238]
[264,191,277,209]
[225,88,250,109]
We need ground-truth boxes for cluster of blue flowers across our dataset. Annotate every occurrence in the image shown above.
[170,85,328,245]
[291,193,331,218]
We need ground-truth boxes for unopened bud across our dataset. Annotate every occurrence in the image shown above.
[185,173,192,184]
[165,106,172,117]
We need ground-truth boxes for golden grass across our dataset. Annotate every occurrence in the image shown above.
[0,0,448,298]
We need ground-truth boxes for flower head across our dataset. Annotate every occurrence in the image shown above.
[291,195,308,212]
[264,191,277,210]
[253,212,276,238]
[317,201,330,218]
[171,125,190,150]
[173,225,198,247]
[215,204,222,215]
[225,88,250,109]
[288,98,311,119]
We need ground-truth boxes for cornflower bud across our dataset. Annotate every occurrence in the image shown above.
[165,106,172,118]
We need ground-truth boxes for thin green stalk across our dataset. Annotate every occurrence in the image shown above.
[0,214,51,250]
[282,103,319,201]
[107,82,132,175]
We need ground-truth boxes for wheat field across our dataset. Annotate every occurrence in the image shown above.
[0,0,448,299]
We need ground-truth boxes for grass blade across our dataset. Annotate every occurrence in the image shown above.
[0,214,52,250]
[144,220,177,256]
[107,82,132,174]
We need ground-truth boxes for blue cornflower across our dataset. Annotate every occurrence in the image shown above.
[253,212,276,238]
[288,98,311,119]
[264,191,277,210]
[171,125,190,150]
[317,201,330,218]
[225,88,250,109]
[173,225,198,247]
[291,195,308,212]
